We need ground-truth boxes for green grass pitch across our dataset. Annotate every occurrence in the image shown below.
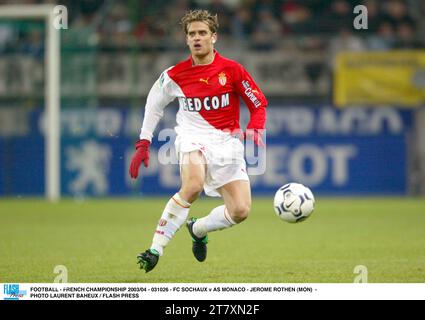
[0,197,424,283]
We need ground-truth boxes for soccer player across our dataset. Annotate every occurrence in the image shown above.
[129,9,267,272]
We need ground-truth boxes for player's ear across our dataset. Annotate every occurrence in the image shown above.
[212,33,217,44]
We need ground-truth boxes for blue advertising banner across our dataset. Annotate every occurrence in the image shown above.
[0,106,414,197]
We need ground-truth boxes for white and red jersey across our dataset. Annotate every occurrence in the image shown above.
[139,51,267,141]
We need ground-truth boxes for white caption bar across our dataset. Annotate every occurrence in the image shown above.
[1,283,425,300]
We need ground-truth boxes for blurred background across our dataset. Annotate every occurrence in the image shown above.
[0,0,425,198]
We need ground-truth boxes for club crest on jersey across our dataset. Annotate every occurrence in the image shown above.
[218,72,227,86]
[181,93,230,112]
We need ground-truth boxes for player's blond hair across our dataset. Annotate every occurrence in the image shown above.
[181,10,219,34]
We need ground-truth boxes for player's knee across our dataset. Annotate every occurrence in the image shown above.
[180,181,203,202]
[230,203,251,223]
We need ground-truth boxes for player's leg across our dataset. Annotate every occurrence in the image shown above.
[187,179,251,262]
[149,150,206,254]
[138,151,206,272]
[179,150,207,203]
[218,179,251,223]
[192,179,251,236]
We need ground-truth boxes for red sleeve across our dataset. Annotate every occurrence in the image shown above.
[234,63,268,130]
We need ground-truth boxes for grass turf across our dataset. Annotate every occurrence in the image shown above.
[0,197,424,283]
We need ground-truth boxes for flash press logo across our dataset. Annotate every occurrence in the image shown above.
[3,284,27,300]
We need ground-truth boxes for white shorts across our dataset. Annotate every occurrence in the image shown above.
[175,132,249,197]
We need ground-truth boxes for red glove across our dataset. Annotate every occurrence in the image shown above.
[244,129,265,147]
[129,139,151,179]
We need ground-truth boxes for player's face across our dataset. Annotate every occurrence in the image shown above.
[186,21,216,58]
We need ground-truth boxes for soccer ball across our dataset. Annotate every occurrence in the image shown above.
[273,183,315,223]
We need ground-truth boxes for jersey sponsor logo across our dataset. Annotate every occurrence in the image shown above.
[218,72,227,86]
[242,80,261,108]
[199,77,209,85]
[182,93,230,112]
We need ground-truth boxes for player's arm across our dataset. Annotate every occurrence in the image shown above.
[234,63,268,146]
[140,71,175,141]
[129,70,175,179]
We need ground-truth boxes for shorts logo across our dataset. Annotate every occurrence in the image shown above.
[158,219,167,227]
[218,72,227,86]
